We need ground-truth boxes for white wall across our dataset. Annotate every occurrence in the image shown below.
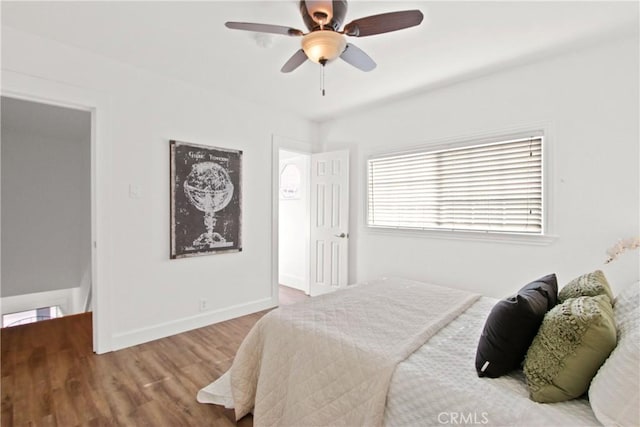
[278,150,309,292]
[320,35,640,298]
[1,97,91,300]
[1,27,314,350]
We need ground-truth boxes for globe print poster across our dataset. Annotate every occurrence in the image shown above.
[170,140,242,258]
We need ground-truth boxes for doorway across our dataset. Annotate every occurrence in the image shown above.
[1,97,92,327]
[272,136,350,303]
[278,149,311,295]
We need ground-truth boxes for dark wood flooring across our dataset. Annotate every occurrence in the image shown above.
[1,287,308,426]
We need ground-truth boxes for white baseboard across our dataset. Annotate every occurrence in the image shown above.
[1,288,76,317]
[110,297,277,351]
[279,273,307,292]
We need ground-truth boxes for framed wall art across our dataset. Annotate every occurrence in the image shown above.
[170,140,242,258]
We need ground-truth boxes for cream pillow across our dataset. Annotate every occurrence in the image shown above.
[589,282,640,427]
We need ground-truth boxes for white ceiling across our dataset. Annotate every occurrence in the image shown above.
[2,1,638,122]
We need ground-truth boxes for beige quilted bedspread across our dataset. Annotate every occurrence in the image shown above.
[229,278,479,427]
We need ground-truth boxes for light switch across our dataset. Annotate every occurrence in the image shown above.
[129,184,142,199]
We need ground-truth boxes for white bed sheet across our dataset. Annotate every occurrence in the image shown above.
[385,297,601,426]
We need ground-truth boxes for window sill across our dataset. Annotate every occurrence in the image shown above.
[364,226,557,246]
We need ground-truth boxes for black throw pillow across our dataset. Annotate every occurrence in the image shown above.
[475,273,558,378]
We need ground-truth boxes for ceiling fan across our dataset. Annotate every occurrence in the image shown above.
[225,0,424,75]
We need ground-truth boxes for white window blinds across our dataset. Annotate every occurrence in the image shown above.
[367,136,543,234]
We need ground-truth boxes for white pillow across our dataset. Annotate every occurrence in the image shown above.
[589,281,639,427]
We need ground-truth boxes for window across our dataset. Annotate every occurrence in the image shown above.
[367,134,544,235]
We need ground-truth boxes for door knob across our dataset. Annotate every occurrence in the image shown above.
[334,233,348,238]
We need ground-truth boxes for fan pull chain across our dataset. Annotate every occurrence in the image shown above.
[320,59,327,96]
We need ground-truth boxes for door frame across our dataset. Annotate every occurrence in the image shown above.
[271,135,312,305]
[2,70,113,353]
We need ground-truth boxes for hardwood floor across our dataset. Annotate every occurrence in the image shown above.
[278,285,309,306]
[1,287,308,426]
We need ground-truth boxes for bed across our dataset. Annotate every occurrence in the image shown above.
[198,277,639,427]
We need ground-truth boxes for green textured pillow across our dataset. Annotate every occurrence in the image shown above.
[523,295,617,403]
[558,270,614,303]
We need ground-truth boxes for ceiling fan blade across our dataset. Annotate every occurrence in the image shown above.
[281,49,309,73]
[340,44,376,71]
[225,22,304,37]
[343,10,424,37]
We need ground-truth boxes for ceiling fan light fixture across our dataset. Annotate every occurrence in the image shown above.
[302,30,346,64]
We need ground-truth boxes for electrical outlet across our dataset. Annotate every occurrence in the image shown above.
[199,299,208,312]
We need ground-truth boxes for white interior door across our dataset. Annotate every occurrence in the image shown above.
[310,150,349,296]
